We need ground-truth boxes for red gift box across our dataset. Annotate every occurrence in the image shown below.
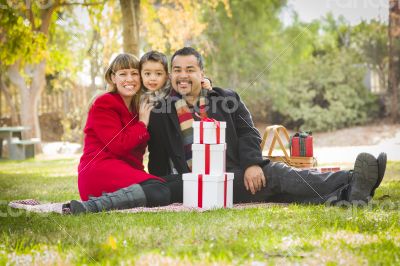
[291,137,300,156]
[290,132,313,157]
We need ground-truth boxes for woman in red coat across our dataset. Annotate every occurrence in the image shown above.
[70,53,170,214]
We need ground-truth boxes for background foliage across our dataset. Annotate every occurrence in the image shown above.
[0,0,397,141]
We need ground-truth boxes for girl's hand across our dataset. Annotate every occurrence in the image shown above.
[139,100,154,127]
[201,77,212,90]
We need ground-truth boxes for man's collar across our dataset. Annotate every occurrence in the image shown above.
[207,88,219,96]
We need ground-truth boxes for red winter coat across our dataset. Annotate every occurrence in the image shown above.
[77,92,163,201]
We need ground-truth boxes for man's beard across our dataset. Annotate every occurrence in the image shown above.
[175,80,193,96]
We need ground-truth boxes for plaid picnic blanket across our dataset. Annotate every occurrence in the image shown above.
[8,199,287,215]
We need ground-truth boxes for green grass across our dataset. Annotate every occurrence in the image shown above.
[1,159,400,265]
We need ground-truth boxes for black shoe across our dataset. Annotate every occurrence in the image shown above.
[370,152,387,197]
[69,184,147,215]
[348,153,379,203]
[70,200,90,214]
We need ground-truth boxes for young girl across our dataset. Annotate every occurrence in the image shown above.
[69,53,170,214]
[139,50,212,104]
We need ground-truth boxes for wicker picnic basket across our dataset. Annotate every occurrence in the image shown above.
[260,125,315,168]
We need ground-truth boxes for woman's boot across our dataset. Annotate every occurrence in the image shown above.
[70,184,146,215]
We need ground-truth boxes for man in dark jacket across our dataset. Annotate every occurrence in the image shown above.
[147,47,387,204]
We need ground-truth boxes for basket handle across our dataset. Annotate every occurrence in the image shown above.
[260,125,291,161]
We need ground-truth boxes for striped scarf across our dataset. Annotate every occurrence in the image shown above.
[172,89,208,170]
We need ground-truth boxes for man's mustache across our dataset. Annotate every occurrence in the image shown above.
[176,80,193,86]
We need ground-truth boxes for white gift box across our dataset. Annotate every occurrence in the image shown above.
[182,173,234,209]
[192,143,226,175]
[193,121,226,144]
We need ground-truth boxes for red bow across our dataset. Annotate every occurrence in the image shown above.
[195,113,221,144]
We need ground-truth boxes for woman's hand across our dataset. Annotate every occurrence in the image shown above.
[139,100,154,127]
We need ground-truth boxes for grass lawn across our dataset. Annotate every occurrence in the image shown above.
[1,158,400,265]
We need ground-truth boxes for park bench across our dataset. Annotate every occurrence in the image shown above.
[0,126,42,160]
[9,137,41,160]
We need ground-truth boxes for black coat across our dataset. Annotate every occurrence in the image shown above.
[147,87,268,177]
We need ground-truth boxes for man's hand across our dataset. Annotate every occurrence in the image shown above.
[244,165,267,194]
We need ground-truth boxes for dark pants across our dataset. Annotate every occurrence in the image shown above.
[162,161,351,204]
[140,179,171,207]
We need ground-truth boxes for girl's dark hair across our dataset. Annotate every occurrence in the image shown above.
[139,50,168,73]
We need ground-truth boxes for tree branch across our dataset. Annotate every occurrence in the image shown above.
[39,1,59,34]
[59,1,106,7]
[38,0,106,34]
[27,4,35,30]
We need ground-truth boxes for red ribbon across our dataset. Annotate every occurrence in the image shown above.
[223,149,226,173]
[224,174,227,208]
[198,174,203,208]
[205,144,210,174]
[195,114,221,144]
[216,125,220,144]
[200,121,204,144]
[199,173,227,208]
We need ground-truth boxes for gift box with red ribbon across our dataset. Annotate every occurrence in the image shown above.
[192,143,226,175]
[183,116,234,209]
[193,120,226,144]
[182,173,234,209]
[290,132,313,157]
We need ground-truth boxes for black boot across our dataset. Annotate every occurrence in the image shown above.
[370,152,387,197]
[348,153,379,203]
[70,184,146,215]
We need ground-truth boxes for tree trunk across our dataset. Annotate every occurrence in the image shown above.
[389,0,400,121]
[88,29,101,95]
[119,0,140,56]
[8,61,46,152]
[4,3,57,153]
[0,73,19,125]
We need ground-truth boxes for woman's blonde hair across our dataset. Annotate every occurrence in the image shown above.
[104,53,141,112]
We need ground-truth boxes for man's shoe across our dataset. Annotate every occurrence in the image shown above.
[370,152,387,197]
[348,153,379,203]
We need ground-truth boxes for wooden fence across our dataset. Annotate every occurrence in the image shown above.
[0,87,90,121]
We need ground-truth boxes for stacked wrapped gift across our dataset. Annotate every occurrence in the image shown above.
[290,131,341,172]
[182,118,234,209]
[290,132,313,157]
